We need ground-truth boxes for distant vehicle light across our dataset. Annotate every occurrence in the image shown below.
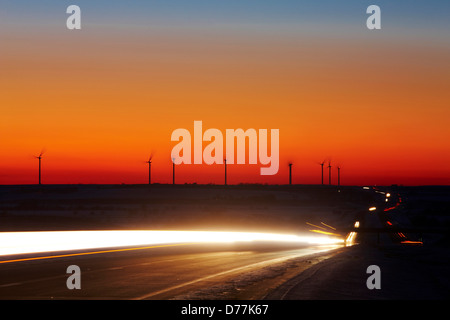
[401,240,423,245]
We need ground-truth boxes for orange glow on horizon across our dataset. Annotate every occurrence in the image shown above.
[1,27,449,186]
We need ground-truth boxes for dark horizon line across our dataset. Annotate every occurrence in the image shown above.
[0,183,448,188]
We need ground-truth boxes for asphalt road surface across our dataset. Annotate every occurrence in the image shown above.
[0,242,342,300]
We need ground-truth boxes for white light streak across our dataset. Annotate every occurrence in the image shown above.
[0,230,344,256]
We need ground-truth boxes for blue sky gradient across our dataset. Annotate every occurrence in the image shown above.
[2,0,449,34]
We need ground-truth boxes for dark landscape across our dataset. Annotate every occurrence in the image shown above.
[0,184,449,299]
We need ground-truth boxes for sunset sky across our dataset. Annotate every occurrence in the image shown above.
[1,1,449,185]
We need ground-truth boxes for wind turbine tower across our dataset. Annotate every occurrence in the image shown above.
[172,158,176,185]
[319,160,325,185]
[288,163,292,185]
[224,158,227,186]
[328,161,332,185]
[145,155,153,185]
[337,165,341,188]
[35,151,44,185]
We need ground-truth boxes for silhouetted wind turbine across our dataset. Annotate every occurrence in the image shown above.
[337,165,341,188]
[224,158,227,186]
[35,150,45,185]
[318,160,325,185]
[172,157,176,185]
[145,154,153,185]
[328,161,332,185]
[288,163,293,185]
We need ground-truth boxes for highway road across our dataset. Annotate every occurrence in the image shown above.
[0,242,343,300]
[0,186,402,300]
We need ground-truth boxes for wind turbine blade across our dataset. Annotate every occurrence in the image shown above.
[149,149,156,160]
